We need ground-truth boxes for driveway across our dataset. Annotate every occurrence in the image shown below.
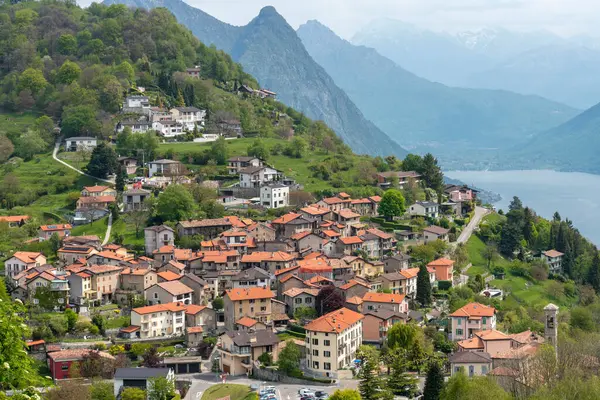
[52,141,115,185]
[456,206,490,244]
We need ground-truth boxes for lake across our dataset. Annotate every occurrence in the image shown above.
[446,170,600,244]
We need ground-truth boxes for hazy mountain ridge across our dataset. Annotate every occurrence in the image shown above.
[104,0,407,157]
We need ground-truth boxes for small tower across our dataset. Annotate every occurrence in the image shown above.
[544,303,559,347]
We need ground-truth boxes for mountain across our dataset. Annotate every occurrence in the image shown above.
[512,102,600,173]
[351,18,492,86]
[103,0,407,158]
[297,20,578,159]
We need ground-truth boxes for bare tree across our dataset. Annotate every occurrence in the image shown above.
[124,210,149,239]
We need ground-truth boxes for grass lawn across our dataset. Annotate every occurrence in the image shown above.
[159,138,374,192]
[106,315,130,329]
[483,212,506,225]
[201,384,255,400]
[57,151,91,171]
[466,235,510,277]
[110,218,146,247]
[71,216,109,237]
[491,276,577,308]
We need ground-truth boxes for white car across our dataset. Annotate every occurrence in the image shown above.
[298,389,313,397]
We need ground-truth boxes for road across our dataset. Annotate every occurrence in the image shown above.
[52,141,115,185]
[456,206,490,244]
[101,213,113,246]
[183,374,359,400]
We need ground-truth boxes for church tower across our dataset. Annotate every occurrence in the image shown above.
[544,303,559,347]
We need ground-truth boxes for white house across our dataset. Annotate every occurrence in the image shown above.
[260,184,289,209]
[239,166,282,189]
[541,250,564,274]
[4,252,47,278]
[228,156,263,175]
[408,201,439,218]
[131,302,188,338]
[65,137,97,152]
[116,120,152,134]
[170,107,206,131]
[152,120,184,137]
[148,159,184,177]
[114,368,174,397]
[122,95,151,115]
[145,281,193,305]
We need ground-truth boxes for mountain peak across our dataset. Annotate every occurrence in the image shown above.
[258,5,281,18]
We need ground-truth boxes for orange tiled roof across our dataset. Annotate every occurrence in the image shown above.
[543,249,564,258]
[157,271,181,281]
[275,265,300,276]
[279,274,303,284]
[283,287,319,298]
[346,296,363,305]
[301,206,330,216]
[363,292,406,304]
[335,209,361,219]
[450,302,495,318]
[166,260,186,270]
[184,304,208,315]
[83,264,122,274]
[272,213,301,224]
[304,307,364,333]
[339,236,363,245]
[77,195,116,204]
[322,230,341,238]
[154,281,193,296]
[83,185,111,193]
[187,326,203,334]
[40,224,72,231]
[120,325,140,333]
[221,230,248,237]
[121,268,152,276]
[0,215,29,223]
[427,258,455,267]
[48,349,114,362]
[241,251,294,263]
[132,302,187,315]
[11,251,44,263]
[290,231,312,241]
[367,228,394,240]
[91,250,128,260]
[321,197,344,205]
[226,287,275,301]
[236,316,259,328]
[305,275,333,285]
[340,279,370,290]
[369,196,382,202]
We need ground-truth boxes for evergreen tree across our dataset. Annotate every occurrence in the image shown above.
[423,362,444,400]
[421,153,444,192]
[86,142,118,179]
[357,346,392,400]
[388,349,418,396]
[563,242,574,278]
[416,264,432,306]
[116,164,126,193]
[522,207,535,244]
[508,196,523,211]
[556,223,568,253]
[588,250,600,292]
[499,222,523,256]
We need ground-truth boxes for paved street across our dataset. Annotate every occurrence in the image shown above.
[456,206,490,244]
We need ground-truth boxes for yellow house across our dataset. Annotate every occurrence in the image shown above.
[224,287,275,331]
[219,330,281,376]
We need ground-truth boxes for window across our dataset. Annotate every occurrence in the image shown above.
[260,307,266,312]
[457,318,462,326]
[312,339,318,345]
[324,362,331,370]
[313,350,319,356]
[455,329,463,336]
[324,340,330,346]
[468,365,474,377]
[295,298,302,304]
[61,364,69,371]
[306,298,313,304]
[482,366,488,375]
[482,317,487,324]
[324,351,331,357]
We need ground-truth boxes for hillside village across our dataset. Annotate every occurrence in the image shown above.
[2,2,600,400]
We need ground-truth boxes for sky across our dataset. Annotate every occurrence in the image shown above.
[113,0,600,39]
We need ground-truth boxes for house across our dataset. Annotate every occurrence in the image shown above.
[316,197,351,213]
[423,225,450,243]
[239,166,282,189]
[231,267,271,289]
[87,250,131,266]
[246,222,276,242]
[339,279,370,300]
[260,184,289,209]
[39,224,72,241]
[170,107,206,131]
[427,258,455,282]
[235,316,267,332]
[0,215,30,227]
[376,171,421,189]
[81,185,116,198]
[158,259,186,276]
[66,271,94,305]
[63,235,102,248]
[363,309,409,346]
[304,308,364,378]
[179,274,209,304]
[383,254,411,272]
[76,195,116,210]
[215,117,243,137]
[120,268,158,292]
[122,95,151,114]
[78,264,123,302]
[144,225,175,256]
[146,281,193,305]
[450,302,497,341]
[65,137,97,152]
[186,65,201,78]
[256,89,277,99]
[152,120,184,137]
[48,349,114,380]
[58,245,97,264]
[118,156,138,175]
[541,250,564,274]
[240,251,295,274]
[336,236,363,256]
[123,189,151,212]
[449,352,492,377]
[300,206,332,222]
[333,209,361,232]
[158,271,181,283]
[218,330,281,376]
[223,287,275,331]
[362,292,408,314]
[283,287,319,317]
[15,270,69,308]
[227,156,263,175]
[271,213,316,240]
[184,304,217,333]
[114,368,174,397]
[444,184,478,202]
[4,252,47,278]
[457,329,516,358]
[187,326,204,347]
[361,228,395,258]
[408,201,439,219]
[116,119,152,133]
[177,216,249,239]
[350,197,380,216]
[131,302,187,338]
[148,159,185,178]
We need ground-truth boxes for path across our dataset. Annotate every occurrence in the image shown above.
[457,206,490,244]
[101,213,113,246]
[52,141,115,185]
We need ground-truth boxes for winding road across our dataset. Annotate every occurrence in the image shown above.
[52,141,115,185]
[457,206,490,244]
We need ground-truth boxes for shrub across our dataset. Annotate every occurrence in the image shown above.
[438,281,452,291]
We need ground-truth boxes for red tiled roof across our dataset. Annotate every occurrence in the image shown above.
[427,258,455,267]
[184,304,208,315]
[153,281,193,296]
[275,265,300,276]
[283,287,319,298]
[340,279,370,290]
[11,251,44,263]
[83,185,111,193]
[226,287,275,301]
[241,251,294,263]
[450,302,496,318]
[236,316,259,328]
[363,292,406,304]
[339,236,363,245]
[304,308,364,334]
[187,326,203,334]
[132,302,187,315]
[120,325,140,333]
[335,209,361,219]
[26,339,45,347]
[48,349,114,362]
[272,213,301,224]
[290,231,312,241]
[77,195,116,204]
[0,215,29,223]
[157,271,181,282]
[543,249,564,258]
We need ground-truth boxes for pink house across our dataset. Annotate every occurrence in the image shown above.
[449,302,496,341]
[444,185,478,202]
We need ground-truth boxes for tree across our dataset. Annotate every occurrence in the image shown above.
[116,164,126,192]
[357,345,392,400]
[14,130,47,161]
[294,306,317,321]
[57,33,78,55]
[208,136,228,164]
[0,134,14,163]
[56,60,82,84]
[65,308,78,332]
[99,76,124,112]
[91,314,106,336]
[86,143,118,179]
[388,349,418,396]
[482,244,498,270]
[46,383,91,400]
[49,232,61,255]
[285,137,307,158]
[329,390,361,400]
[416,264,432,306]
[441,371,511,400]
[81,351,113,379]
[91,381,116,400]
[35,115,56,145]
[378,189,406,221]
[402,154,423,172]
[121,388,146,400]
[387,323,419,350]
[508,196,523,211]
[588,251,600,292]
[211,297,224,310]
[124,210,149,238]
[247,139,269,160]
[19,68,47,94]
[148,377,175,400]
[257,351,272,366]
[423,362,445,400]
[421,153,444,192]
[277,341,301,376]
[315,285,345,316]
[141,346,161,368]
[156,184,196,222]
[61,105,101,138]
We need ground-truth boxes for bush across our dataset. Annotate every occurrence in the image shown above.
[93,342,107,351]
[288,324,306,334]
[438,281,452,291]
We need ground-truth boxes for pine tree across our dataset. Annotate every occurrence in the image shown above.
[176,89,185,106]
[358,346,392,400]
[588,250,600,292]
[556,222,568,253]
[562,242,574,278]
[423,362,444,400]
[416,264,432,306]
[116,164,126,192]
[388,349,418,396]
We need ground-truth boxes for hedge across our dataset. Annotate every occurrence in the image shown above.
[381,222,412,231]
[289,324,306,334]
[438,280,452,291]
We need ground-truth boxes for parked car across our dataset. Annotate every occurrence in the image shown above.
[298,389,313,396]
[314,391,327,398]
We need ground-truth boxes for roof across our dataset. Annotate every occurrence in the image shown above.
[132,302,187,315]
[83,264,122,274]
[340,279,370,290]
[449,351,492,364]
[241,251,294,263]
[145,225,174,233]
[152,281,193,296]
[321,197,345,205]
[364,309,408,321]
[274,265,300,276]
[58,245,94,254]
[335,209,361,219]
[120,326,141,333]
[304,308,364,334]
[231,267,270,281]
[48,349,114,362]
[165,260,186,271]
[543,249,564,258]
[115,368,171,379]
[283,287,319,298]
[187,326,203,334]
[301,206,330,216]
[26,339,45,347]
[322,230,341,238]
[290,231,312,241]
[184,304,208,315]
[236,316,259,328]
[305,275,333,285]
[0,215,29,223]
[149,159,181,165]
[339,236,363,245]
[157,271,181,282]
[78,195,116,204]
[40,224,72,231]
[366,228,394,240]
[66,136,97,141]
[377,171,420,179]
[83,185,111,193]
[345,296,363,305]
[226,287,275,301]
[178,216,247,229]
[228,156,258,162]
[423,225,450,235]
[427,258,455,267]
[124,188,151,195]
[363,292,406,304]
[121,268,153,276]
[226,330,280,348]
[173,106,202,112]
[272,213,301,224]
[450,302,496,318]
[10,251,44,263]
